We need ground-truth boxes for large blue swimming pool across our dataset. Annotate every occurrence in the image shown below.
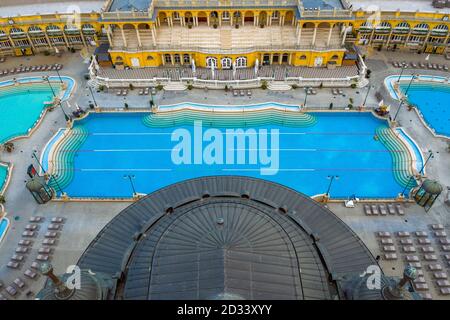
[399,81,450,138]
[47,110,419,199]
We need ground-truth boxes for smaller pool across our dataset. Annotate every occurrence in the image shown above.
[0,76,75,144]
[0,217,10,244]
[385,75,450,138]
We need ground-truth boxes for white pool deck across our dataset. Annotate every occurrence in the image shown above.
[348,0,450,13]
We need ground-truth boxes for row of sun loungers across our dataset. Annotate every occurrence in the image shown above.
[138,87,157,96]
[331,88,344,96]
[375,226,450,298]
[364,203,404,216]
[233,89,252,97]
[0,63,63,77]
[116,89,129,96]
[392,61,449,71]
[2,216,65,299]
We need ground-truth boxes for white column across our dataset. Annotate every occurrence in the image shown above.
[151,25,157,46]
[341,25,348,46]
[207,15,210,27]
[121,27,127,47]
[107,27,113,46]
[327,25,333,47]
[136,28,142,47]
[312,26,317,46]
[297,26,302,46]
[219,14,222,26]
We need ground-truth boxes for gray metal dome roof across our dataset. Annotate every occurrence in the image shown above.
[78,176,379,300]
[421,179,443,195]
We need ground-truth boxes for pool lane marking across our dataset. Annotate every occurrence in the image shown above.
[88,132,377,136]
[79,169,173,172]
[60,148,405,153]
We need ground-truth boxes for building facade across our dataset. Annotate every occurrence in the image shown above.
[1,0,450,69]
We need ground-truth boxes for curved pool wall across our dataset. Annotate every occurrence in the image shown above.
[0,162,9,195]
[0,216,10,244]
[396,128,425,174]
[44,104,419,200]
[158,101,302,112]
[384,75,450,138]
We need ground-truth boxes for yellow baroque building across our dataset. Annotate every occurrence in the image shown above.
[1,0,450,69]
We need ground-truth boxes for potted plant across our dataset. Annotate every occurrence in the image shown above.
[3,142,14,153]
[329,103,333,110]
[213,24,218,29]
[0,195,5,204]
[124,102,129,109]
[261,80,268,90]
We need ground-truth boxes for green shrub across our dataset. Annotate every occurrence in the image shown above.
[351,83,357,89]
[187,84,193,90]
[329,103,333,110]
[129,84,134,91]
[261,80,268,90]
[156,84,164,91]
[292,84,298,89]
[0,195,5,204]
[348,104,353,109]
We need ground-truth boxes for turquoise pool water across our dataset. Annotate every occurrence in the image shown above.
[0,218,9,242]
[0,164,7,193]
[399,81,450,137]
[47,111,418,199]
[0,84,60,143]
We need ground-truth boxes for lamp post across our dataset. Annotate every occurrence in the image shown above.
[392,98,404,122]
[87,85,98,107]
[43,76,56,98]
[404,74,417,96]
[397,63,407,83]
[55,68,63,84]
[326,175,339,197]
[58,101,70,122]
[303,87,310,108]
[362,85,372,107]
[123,174,137,196]
[419,151,434,175]
[401,175,416,198]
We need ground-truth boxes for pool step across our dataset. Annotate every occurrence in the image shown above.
[268,82,292,91]
[163,83,187,91]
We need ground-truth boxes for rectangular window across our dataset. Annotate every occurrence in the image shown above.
[173,12,180,20]
[164,54,172,64]
[222,12,230,20]
[272,11,279,19]
[183,54,190,64]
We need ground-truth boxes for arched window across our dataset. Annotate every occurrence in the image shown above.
[28,26,42,33]
[360,21,373,29]
[206,57,218,68]
[376,21,391,30]
[10,27,25,35]
[221,57,232,69]
[272,11,280,19]
[299,55,307,60]
[164,54,172,64]
[331,55,339,60]
[46,25,61,33]
[183,54,190,64]
[395,22,410,29]
[147,55,154,60]
[174,54,181,64]
[222,11,230,20]
[432,24,448,34]
[414,23,429,30]
[235,56,247,68]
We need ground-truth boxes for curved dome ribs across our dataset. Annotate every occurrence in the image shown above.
[77,176,377,300]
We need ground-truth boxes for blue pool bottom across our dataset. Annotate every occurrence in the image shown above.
[47,111,417,199]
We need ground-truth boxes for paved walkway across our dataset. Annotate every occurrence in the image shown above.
[0,51,448,299]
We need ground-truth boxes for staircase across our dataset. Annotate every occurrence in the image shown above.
[220,28,232,50]
[164,82,188,91]
[268,82,292,91]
